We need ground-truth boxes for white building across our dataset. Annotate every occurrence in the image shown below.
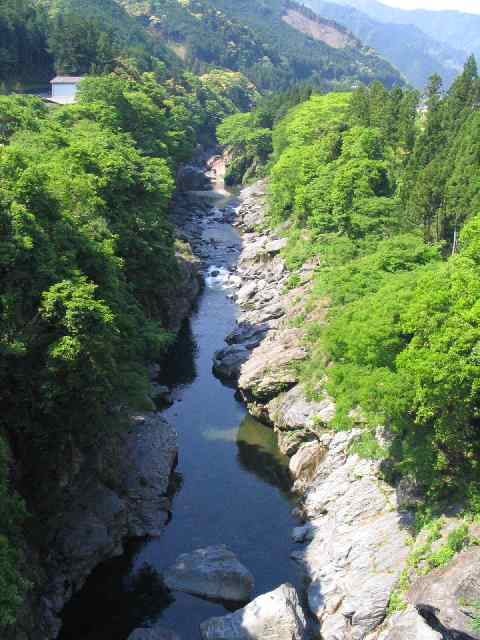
[49,76,85,104]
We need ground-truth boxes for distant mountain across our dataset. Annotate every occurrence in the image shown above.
[303,0,466,88]
[119,0,404,91]
[331,0,480,64]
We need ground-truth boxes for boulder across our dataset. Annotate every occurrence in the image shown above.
[268,385,336,432]
[128,625,181,640]
[177,165,212,192]
[238,329,306,402]
[265,238,288,255]
[226,323,269,349]
[213,345,250,380]
[200,583,307,640]
[289,441,326,490]
[163,545,254,602]
[407,547,480,639]
[236,281,259,305]
[378,607,442,640]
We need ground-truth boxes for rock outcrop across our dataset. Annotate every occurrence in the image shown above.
[177,165,213,192]
[164,545,255,603]
[407,547,480,639]
[377,606,443,640]
[29,414,178,639]
[200,583,307,640]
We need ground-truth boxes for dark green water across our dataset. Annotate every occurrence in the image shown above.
[59,199,302,639]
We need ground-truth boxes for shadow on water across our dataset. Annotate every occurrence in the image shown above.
[59,185,301,640]
[60,543,174,640]
[157,317,198,389]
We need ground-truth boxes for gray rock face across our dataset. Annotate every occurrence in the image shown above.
[213,345,250,380]
[29,414,178,640]
[292,431,412,640]
[177,165,212,191]
[164,545,255,602]
[289,441,327,491]
[268,385,336,433]
[377,607,442,640]
[200,583,307,640]
[238,329,306,402]
[265,238,288,255]
[128,625,181,640]
[408,547,480,639]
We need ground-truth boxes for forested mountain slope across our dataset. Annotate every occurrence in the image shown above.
[119,0,404,91]
[0,0,183,87]
[334,0,480,65]
[303,0,466,88]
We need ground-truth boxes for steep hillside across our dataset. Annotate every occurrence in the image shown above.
[119,0,404,91]
[334,0,480,64]
[281,6,358,49]
[304,0,466,88]
[0,0,53,86]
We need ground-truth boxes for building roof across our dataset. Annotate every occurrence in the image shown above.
[43,96,77,105]
[50,76,85,84]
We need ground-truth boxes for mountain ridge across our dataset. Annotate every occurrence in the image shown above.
[303,0,466,88]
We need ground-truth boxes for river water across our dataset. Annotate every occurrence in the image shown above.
[59,185,302,639]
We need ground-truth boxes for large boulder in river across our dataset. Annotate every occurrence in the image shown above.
[128,625,180,640]
[163,545,254,602]
[177,165,212,192]
[407,547,480,639]
[200,583,307,640]
[213,345,250,381]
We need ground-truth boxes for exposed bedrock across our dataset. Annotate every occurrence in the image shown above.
[200,583,307,640]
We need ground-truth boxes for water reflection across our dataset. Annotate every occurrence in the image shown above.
[236,416,292,497]
[158,318,198,389]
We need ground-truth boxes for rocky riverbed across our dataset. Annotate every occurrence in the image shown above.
[213,179,480,640]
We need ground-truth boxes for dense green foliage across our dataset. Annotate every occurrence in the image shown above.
[304,0,466,89]
[223,58,480,507]
[0,63,253,625]
[120,0,403,92]
[217,85,313,184]
[0,0,52,86]
[41,0,180,76]
[0,0,182,87]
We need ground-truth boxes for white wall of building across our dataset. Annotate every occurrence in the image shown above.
[52,83,78,99]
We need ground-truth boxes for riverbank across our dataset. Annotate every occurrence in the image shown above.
[216,179,480,640]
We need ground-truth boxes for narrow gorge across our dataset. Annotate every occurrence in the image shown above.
[29,158,479,640]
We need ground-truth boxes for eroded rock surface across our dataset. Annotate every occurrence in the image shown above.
[200,583,307,640]
[164,545,255,602]
[377,607,443,640]
[408,547,480,639]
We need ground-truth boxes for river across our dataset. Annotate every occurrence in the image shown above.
[58,181,303,639]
